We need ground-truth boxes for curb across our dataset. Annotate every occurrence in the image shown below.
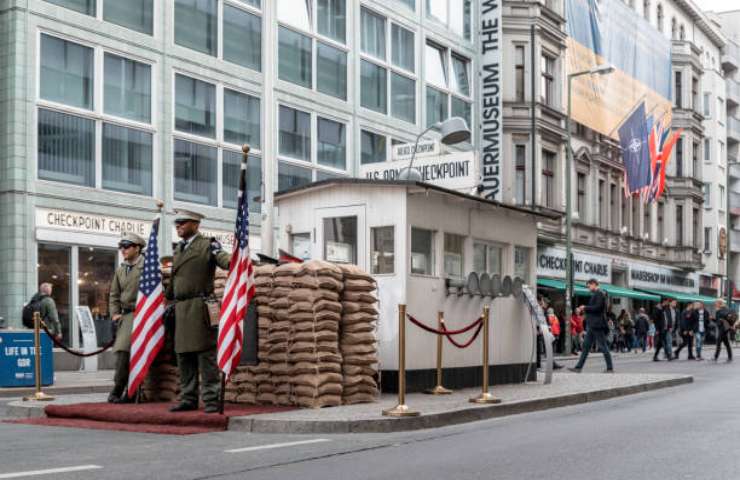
[228,376,692,434]
[0,384,112,399]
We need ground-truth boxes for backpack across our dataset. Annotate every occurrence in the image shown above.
[22,294,45,329]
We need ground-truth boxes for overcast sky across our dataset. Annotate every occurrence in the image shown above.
[694,0,738,13]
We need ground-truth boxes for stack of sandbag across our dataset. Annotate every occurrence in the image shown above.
[254,265,275,405]
[288,260,344,408]
[268,263,301,406]
[224,365,258,404]
[339,264,380,405]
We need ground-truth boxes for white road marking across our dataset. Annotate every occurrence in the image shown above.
[225,438,331,453]
[0,465,102,479]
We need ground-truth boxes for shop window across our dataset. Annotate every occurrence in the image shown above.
[40,34,94,110]
[104,53,151,123]
[45,0,95,15]
[37,244,72,346]
[514,246,531,283]
[473,242,502,276]
[411,227,435,275]
[361,130,386,164]
[223,89,260,148]
[174,0,218,56]
[443,233,465,279]
[175,74,216,138]
[173,139,218,205]
[104,0,153,35]
[223,4,262,71]
[223,151,262,212]
[323,216,357,264]
[278,162,312,191]
[78,247,117,345]
[371,226,395,274]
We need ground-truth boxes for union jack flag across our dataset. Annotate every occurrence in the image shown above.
[128,219,165,397]
[217,158,255,378]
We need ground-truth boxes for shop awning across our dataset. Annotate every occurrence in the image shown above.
[636,288,720,304]
[536,278,590,296]
[597,284,661,301]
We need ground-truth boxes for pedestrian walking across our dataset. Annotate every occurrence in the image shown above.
[634,308,650,353]
[692,301,709,360]
[108,232,146,403]
[618,309,634,353]
[666,299,678,358]
[568,278,614,373]
[570,310,584,354]
[713,299,734,363]
[23,283,62,342]
[547,308,560,354]
[166,210,232,413]
[673,302,695,360]
[647,319,655,350]
[653,299,672,361]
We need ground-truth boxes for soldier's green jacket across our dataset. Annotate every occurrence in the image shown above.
[109,255,145,352]
[166,234,231,353]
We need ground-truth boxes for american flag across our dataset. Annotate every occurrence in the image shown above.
[217,158,255,378]
[127,219,166,397]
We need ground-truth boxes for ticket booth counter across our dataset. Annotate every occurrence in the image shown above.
[275,179,554,391]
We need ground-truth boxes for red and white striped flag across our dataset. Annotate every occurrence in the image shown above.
[128,218,166,397]
[217,158,255,378]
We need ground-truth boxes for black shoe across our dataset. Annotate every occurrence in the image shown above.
[567,367,582,373]
[653,357,660,362]
[114,394,134,404]
[553,363,564,370]
[204,404,220,414]
[169,403,197,412]
[603,369,615,374]
[107,392,121,403]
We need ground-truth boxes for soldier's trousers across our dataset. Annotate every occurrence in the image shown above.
[112,352,130,397]
[177,348,220,407]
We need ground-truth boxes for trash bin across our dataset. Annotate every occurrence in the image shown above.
[0,330,54,387]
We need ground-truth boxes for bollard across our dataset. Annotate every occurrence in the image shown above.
[470,304,501,404]
[23,312,55,402]
[383,304,420,417]
[425,312,452,395]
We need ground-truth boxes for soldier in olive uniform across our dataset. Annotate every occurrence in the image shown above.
[108,232,146,403]
[166,210,231,413]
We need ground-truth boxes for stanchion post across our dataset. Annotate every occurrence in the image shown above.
[425,311,452,395]
[383,304,420,417]
[23,312,55,402]
[470,304,501,404]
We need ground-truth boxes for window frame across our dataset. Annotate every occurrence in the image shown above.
[423,39,472,128]
[424,0,472,41]
[370,225,395,275]
[410,226,437,277]
[44,0,158,36]
[170,69,263,210]
[36,31,158,197]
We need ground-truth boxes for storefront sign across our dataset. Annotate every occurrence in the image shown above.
[392,140,440,161]
[628,263,698,293]
[537,247,611,282]
[361,151,475,191]
[479,0,503,201]
[36,208,150,237]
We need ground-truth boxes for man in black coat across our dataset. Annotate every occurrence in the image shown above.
[673,303,696,360]
[634,308,650,353]
[713,299,734,362]
[568,279,614,373]
[692,302,710,360]
[652,299,672,361]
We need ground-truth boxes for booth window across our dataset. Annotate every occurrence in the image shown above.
[443,233,464,278]
[514,246,531,283]
[473,242,502,276]
[323,216,357,264]
[371,226,394,274]
[291,232,311,260]
[411,227,435,275]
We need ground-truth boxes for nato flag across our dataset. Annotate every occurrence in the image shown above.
[618,102,651,193]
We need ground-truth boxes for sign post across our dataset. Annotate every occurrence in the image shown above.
[75,306,98,372]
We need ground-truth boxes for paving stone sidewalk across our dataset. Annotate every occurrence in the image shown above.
[0,370,114,398]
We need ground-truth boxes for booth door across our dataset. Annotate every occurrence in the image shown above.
[315,206,366,270]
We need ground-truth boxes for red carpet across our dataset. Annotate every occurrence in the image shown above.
[6,402,294,435]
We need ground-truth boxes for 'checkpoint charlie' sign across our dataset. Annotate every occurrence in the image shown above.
[537,247,611,283]
[361,151,476,191]
[479,0,503,201]
[36,208,151,237]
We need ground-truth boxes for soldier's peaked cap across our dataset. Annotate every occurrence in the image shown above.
[174,209,205,223]
[119,231,146,247]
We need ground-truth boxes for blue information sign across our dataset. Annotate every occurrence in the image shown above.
[0,331,54,387]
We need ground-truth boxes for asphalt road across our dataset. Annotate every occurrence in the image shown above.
[1,349,738,480]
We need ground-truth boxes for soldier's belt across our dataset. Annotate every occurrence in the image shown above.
[174,293,210,302]
[121,307,134,314]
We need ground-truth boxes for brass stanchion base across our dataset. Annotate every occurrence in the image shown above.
[23,392,55,402]
[382,404,420,417]
[469,392,501,404]
[425,385,453,395]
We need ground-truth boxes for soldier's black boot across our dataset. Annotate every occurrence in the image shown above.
[169,403,197,412]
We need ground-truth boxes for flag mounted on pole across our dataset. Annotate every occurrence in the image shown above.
[128,218,166,397]
[217,147,255,379]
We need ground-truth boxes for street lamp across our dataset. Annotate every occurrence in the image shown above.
[398,117,471,181]
[564,64,615,355]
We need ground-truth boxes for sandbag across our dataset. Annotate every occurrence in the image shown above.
[340,332,376,345]
[235,392,256,404]
[344,279,376,292]
[289,288,340,303]
[341,322,375,334]
[343,375,377,388]
[297,260,343,280]
[341,344,377,355]
[295,394,341,409]
[274,263,302,276]
[337,263,372,280]
[342,392,377,405]
[343,384,378,396]
[342,354,378,366]
[342,292,376,303]
[293,372,342,387]
[341,312,377,325]
[342,365,377,377]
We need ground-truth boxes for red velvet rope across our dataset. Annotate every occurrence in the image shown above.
[441,320,484,349]
[406,314,482,335]
[41,321,115,358]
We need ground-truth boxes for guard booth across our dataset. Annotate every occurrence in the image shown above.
[274,179,556,392]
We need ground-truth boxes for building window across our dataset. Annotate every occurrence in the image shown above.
[691,77,698,111]
[674,71,682,108]
[676,205,683,246]
[175,0,218,56]
[323,216,357,264]
[317,117,346,170]
[718,98,725,123]
[515,145,526,205]
[675,138,683,176]
[703,183,711,209]
[720,185,726,210]
[223,89,261,148]
[175,74,216,138]
[425,42,471,127]
[279,27,313,89]
[610,183,619,231]
[644,206,650,240]
[643,0,650,21]
[632,199,640,236]
[104,0,154,35]
[411,227,435,275]
[540,54,555,107]
[514,246,531,283]
[361,9,416,122]
[317,42,348,100]
[597,180,605,228]
[657,202,664,243]
[704,226,712,252]
[223,4,262,71]
[371,226,395,274]
[542,150,556,208]
[45,0,96,15]
[693,208,700,249]
[679,24,685,40]
[278,105,311,161]
[426,0,471,40]
[703,92,711,117]
[473,242,502,276]
[671,17,677,39]
[622,194,629,234]
[223,151,261,212]
[361,130,387,164]
[719,141,725,166]
[278,162,312,191]
[173,139,217,205]
[515,45,525,102]
[657,3,663,32]
[317,0,347,43]
[693,142,699,177]
[705,138,711,162]
[443,233,465,279]
[38,34,154,195]
[577,173,586,219]
[399,0,415,10]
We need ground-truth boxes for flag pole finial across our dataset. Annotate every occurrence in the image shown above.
[242,144,251,156]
